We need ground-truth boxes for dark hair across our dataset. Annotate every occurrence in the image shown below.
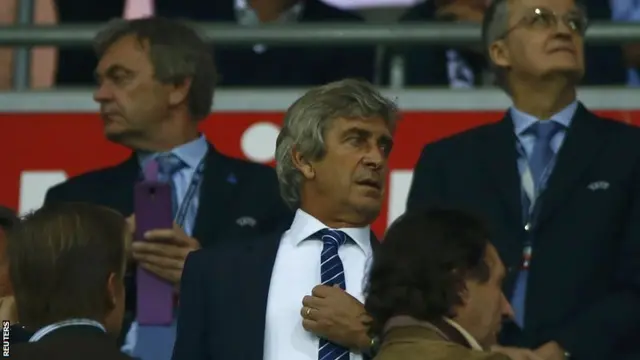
[364,208,491,337]
[8,202,128,328]
[0,206,17,231]
[94,17,217,121]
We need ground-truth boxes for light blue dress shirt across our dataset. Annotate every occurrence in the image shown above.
[121,135,208,358]
[510,101,577,175]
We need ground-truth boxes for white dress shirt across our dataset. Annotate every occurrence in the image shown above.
[443,318,483,351]
[264,209,373,360]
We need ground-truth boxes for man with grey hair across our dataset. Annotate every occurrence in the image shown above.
[173,78,396,360]
[407,0,640,359]
[44,17,290,360]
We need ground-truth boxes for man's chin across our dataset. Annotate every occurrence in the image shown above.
[352,201,381,224]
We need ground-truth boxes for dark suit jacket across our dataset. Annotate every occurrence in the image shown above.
[172,225,379,360]
[406,104,640,360]
[56,0,374,86]
[44,143,292,344]
[10,324,133,360]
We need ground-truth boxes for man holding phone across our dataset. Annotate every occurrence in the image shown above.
[44,17,291,360]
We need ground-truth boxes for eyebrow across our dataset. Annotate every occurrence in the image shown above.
[94,64,134,81]
[344,127,393,145]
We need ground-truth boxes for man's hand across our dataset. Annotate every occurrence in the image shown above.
[491,345,545,360]
[130,216,201,288]
[300,285,370,351]
[535,341,567,360]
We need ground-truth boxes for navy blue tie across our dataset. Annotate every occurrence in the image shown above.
[317,229,350,360]
[511,120,562,328]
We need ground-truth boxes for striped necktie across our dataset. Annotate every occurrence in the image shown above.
[316,228,350,360]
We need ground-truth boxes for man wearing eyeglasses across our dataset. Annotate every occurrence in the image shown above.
[407,0,640,360]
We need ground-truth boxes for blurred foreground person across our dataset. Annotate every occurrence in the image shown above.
[365,208,537,360]
[173,79,397,360]
[9,202,132,360]
[0,206,17,324]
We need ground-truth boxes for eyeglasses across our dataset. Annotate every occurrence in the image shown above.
[500,7,589,39]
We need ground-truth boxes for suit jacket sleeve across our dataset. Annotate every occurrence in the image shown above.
[406,143,448,211]
[172,250,208,360]
[548,160,640,359]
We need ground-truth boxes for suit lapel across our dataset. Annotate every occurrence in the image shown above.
[238,231,283,359]
[109,154,139,217]
[536,104,609,226]
[192,144,240,246]
[481,116,524,228]
[370,230,380,250]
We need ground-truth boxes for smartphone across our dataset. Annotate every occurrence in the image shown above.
[133,180,175,326]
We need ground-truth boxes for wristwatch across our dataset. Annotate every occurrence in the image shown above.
[362,336,381,357]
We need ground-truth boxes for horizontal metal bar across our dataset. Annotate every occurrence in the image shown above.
[1,87,639,112]
[0,22,637,47]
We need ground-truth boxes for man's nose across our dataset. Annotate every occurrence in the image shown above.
[501,292,515,320]
[93,83,113,103]
[362,143,385,168]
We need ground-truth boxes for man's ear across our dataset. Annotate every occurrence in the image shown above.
[105,272,118,310]
[489,40,511,68]
[291,146,315,180]
[168,77,192,107]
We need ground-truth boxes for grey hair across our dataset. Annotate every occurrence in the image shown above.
[93,17,217,121]
[481,0,511,91]
[275,79,398,210]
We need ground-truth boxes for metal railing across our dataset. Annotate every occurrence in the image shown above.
[3,21,640,46]
[8,0,640,90]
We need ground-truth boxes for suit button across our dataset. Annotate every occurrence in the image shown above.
[524,222,532,231]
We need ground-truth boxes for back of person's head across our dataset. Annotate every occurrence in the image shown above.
[8,203,129,334]
[0,206,17,298]
[365,208,513,348]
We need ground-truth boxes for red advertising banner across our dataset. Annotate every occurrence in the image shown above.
[1,109,637,236]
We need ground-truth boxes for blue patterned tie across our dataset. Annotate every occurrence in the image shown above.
[317,229,350,360]
[512,120,562,328]
[134,153,185,360]
[156,153,186,215]
[528,121,562,189]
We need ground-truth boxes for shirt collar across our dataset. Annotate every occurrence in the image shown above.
[234,0,303,24]
[29,318,105,342]
[285,209,371,253]
[510,101,578,136]
[137,134,208,170]
[443,318,484,351]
